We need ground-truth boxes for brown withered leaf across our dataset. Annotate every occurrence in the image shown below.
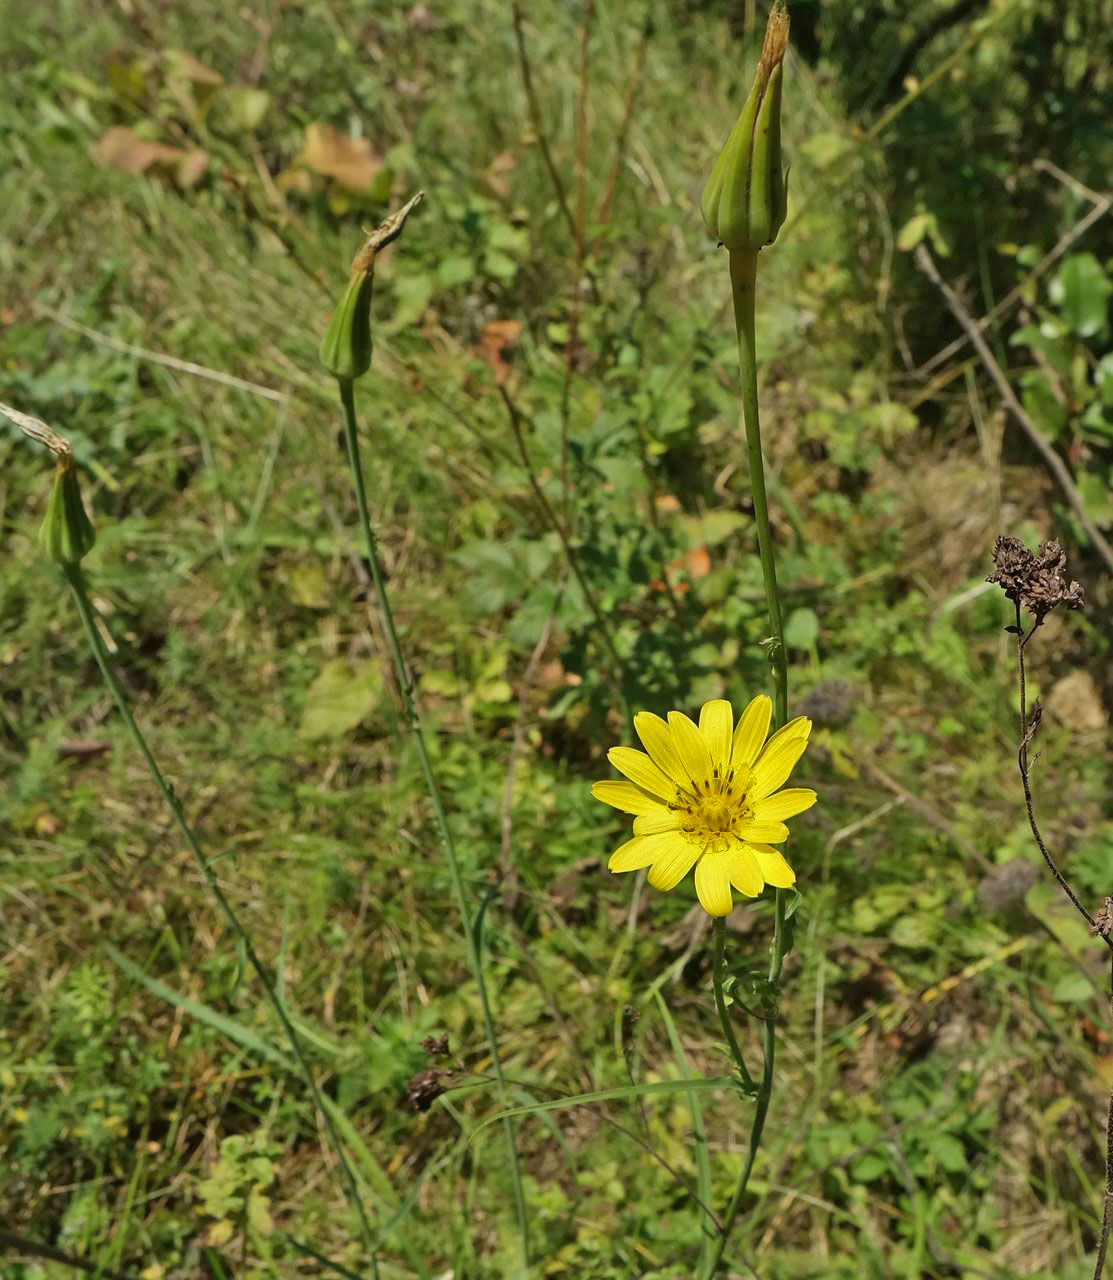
[479,319,521,385]
[91,126,183,174]
[301,123,382,193]
[90,127,209,190]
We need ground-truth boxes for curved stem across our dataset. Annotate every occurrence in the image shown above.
[729,249,788,729]
[62,564,380,1272]
[337,379,530,1268]
[712,918,755,1093]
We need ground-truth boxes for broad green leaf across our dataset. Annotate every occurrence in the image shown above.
[300,659,383,740]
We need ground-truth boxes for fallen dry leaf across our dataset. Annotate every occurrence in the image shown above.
[479,319,521,385]
[91,126,183,174]
[90,127,209,190]
[301,123,382,193]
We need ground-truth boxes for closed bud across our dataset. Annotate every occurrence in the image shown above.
[319,191,424,383]
[700,2,789,255]
[319,268,374,382]
[39,457,96,566]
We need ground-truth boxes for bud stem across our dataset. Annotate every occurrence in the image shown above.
[728,249,788,729]
[60,562,380,1270]
[336,378,531,1271]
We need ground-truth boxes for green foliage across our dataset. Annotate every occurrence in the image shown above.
[1,0,1110,1277]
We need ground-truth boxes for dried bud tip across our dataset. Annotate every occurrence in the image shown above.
[759,2,790,78]
[351,190,424,276]
[421,1035,451,1057]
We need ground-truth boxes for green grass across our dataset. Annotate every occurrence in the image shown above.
[2,0,1112,1276]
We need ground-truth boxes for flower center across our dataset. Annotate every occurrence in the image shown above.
[672,768,753,853]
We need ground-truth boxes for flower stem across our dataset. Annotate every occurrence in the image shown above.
[336,378,530,1269]
[61,562,379,1272]
[704,248,793,1279]
[711,918,755,1094]
[706,892,787,1278]
[729,249,787,730]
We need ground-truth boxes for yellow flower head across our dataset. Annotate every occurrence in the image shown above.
[592,697,815,917]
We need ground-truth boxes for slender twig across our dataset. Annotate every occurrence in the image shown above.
[509,2,576,238]
[560,0,595,527]
[594,15,651,231]
[1009,600,1113,1277]
[497,383,631,708]
[1014,604,1111,940]
[915,245,1113,577]
[917,177,1111,378]
[60,563,379,1270]
[336,379,530,1266]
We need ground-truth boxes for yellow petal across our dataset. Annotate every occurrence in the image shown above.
[760,716,812,755]
[633,712,690,789]
[646,835,701,892]
[724,844,764,896]
[698,700,734,774]
[667,711,713,785]
[695,852,733,916]
[749,729,811,800]
[731,694,772,769]
[750,788,816,822]
[633,809,681,835]
[607,746,674,800]
[748,842,796,888]
[737,818,789,844]
[591,780,665,815]
[609,831,680,873]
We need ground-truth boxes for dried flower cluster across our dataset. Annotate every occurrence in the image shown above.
[987,536,1084,624]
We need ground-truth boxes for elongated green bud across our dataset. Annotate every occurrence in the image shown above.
[319,191,424,384]
[39,457,96,565]
[701,3,789,254]
[319,268,374,382]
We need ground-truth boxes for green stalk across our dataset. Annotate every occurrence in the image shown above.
[711,918,755,1094]
[729,249,787,729]
[336,379,530,1269]
[61,563,379,1273]
[706,892,787,1277]
[702,249,792,1278]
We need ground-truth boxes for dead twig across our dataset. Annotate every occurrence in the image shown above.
[510,2,576,239]
[916,189,1112,378]
[989,537,1113,1278]
[916,245,1113,577]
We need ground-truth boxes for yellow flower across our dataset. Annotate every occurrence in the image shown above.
[592,697,815,917]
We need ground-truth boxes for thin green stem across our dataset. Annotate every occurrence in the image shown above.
[703,249,794,1279]
[336,378,530,1269]
[711,918,755,1093]
[707,892,787,1278]
[729,249,788,729]
[62,563,379,1273]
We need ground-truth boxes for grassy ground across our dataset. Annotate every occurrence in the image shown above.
[2,1,1112,1277]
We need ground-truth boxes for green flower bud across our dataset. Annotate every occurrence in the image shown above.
[319,191,424,384]
[39,458,96,566]
[701,2,789,255]
[319,268,374,382]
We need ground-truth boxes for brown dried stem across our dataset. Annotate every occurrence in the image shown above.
[1009,600,1113,1278]
[916,245,1113,577]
